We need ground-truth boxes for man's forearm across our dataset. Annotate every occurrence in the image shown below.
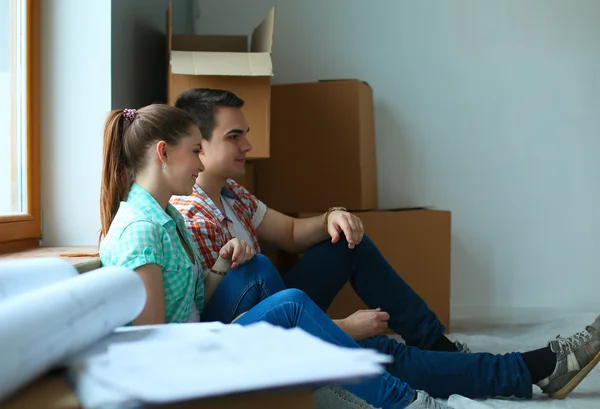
[289,213,329,253]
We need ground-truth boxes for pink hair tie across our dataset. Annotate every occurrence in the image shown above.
[123,108,137,122]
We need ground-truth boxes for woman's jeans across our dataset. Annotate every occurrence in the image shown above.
[202,255,532,409]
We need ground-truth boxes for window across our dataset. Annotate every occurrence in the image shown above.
[0,0,41,252]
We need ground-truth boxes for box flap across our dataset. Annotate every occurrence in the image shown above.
[318,78,373,89]
[251,7,275,53]
[172,35,247,52]
[286,207,438,218]
[171,51,273,76]
[351,206,436,213]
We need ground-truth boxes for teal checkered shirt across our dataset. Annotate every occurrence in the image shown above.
[100,183,204,323]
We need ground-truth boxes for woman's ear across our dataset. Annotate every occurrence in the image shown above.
[155,140,168,164]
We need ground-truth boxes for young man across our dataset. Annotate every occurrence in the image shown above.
[169,88,465,350]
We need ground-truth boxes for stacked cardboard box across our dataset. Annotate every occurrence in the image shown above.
[254,80,452,331]
[255,80,377,212]
[293,209,451,331]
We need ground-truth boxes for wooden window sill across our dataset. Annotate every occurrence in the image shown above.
[0,246,101,273]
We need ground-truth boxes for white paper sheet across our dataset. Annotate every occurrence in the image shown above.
[0,257,79,302]
[0,266,146,401]
[69,322,390,407]
[69,322,229,409]
[443,308,600,409]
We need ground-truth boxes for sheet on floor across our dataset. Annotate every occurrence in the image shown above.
[440,308,600,408]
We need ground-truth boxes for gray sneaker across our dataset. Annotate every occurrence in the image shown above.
[406,391,452,409]
[537,315,600,399]
[313,387,454,409]
[313,386,374,409]
[454,341,471,353]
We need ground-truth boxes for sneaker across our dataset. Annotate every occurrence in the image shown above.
[313,386,374,409]
[406,390,452,409]
[537,315,600,399]
[454,341,471,353]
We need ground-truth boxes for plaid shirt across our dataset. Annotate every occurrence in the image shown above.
[170,179,267,271]
[100,183,204,323]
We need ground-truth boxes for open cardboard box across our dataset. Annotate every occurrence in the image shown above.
[166,2,275,159]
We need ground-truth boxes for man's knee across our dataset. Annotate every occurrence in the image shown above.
[311,233,374,257]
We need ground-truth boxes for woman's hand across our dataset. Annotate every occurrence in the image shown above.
[219,238,254,269]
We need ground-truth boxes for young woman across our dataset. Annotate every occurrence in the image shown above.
[98,104,600,409]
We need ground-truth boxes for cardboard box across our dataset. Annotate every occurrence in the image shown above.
[255,80,377,213]
[166,3,275,159]
[233,162,256,194]
[296,209,451,331]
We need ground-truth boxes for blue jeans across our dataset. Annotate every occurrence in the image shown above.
[284,234,445,349]
[202,255,287,323]
[202,255,532,409]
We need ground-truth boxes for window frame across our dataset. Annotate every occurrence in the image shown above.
[0,0,41,253]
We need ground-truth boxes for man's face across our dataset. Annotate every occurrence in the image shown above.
[200,107,252,179]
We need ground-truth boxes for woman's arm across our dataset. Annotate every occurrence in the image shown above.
[202,238,254,304]
[132,263,166,325]
[203,270,224,305]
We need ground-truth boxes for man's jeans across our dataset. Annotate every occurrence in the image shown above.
[284,234,444,349]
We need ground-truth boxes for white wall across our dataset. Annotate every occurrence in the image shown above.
[194,0,600,310]
[41,0,112,245]
[41,0,194,246]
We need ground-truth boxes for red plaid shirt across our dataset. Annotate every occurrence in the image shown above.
[170,179,267,270]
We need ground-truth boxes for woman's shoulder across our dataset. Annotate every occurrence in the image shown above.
[110,202,159,234]
[100,203,167,264]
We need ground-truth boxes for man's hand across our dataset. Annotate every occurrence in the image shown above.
[219,238,254,269]
[336,308,390,341]
[327,211,364,249]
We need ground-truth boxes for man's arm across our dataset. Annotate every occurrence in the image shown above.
[255,208,329,254]
[256,207,364,254]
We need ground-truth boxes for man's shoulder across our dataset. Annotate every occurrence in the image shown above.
[170,189,215,222]
[224,178,258,203]
[224,178,247,194]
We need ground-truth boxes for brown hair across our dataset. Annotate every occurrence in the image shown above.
[174,88,244,141]
[99,104,196,240]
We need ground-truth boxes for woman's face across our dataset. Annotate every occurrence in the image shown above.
[164,125,204,196]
